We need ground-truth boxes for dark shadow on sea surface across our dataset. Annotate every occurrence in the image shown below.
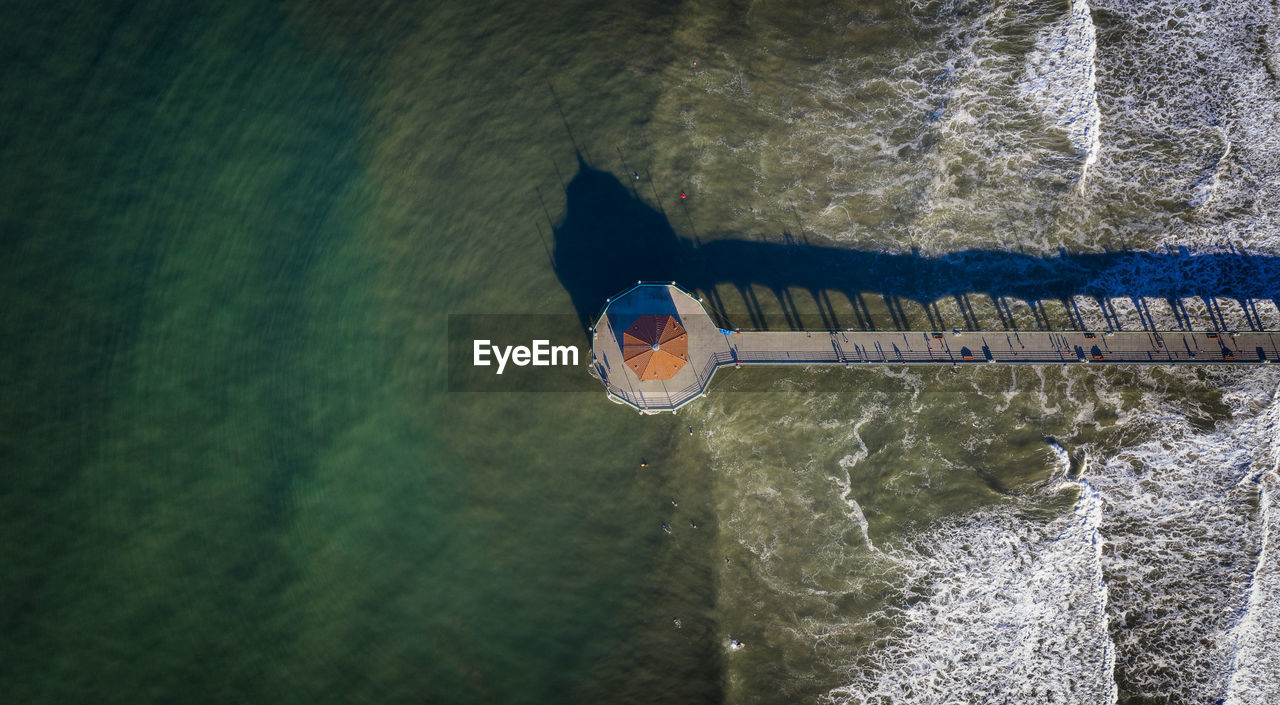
[551,159,1280,334]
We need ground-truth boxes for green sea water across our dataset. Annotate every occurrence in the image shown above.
[4,0,1279,704]
[1,1,715,702]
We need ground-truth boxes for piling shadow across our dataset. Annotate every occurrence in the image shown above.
[551,159,1280,333]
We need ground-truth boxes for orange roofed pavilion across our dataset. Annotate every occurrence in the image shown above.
[622,314,689,380]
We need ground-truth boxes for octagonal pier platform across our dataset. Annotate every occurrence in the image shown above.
[590,283,1280,414]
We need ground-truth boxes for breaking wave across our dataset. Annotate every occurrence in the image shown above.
[1021,0,1100,188]
[1224,378,1280,705]
[654,0,1280,700]
[1085,368,1280,701]
[700,367,1280,704]
[825,479,1117,705]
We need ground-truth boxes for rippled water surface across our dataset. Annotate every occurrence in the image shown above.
[3,1,1279,703]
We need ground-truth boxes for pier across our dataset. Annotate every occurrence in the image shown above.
[591,283,1280,413]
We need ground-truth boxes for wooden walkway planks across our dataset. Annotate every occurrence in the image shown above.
[591,284,1280,414]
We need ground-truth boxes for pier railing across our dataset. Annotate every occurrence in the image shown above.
[602,332,1274,412]
[604,350,735,413]
[592,279,1280,415]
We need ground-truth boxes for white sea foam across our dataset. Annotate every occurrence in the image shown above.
[1048,438,1072,477]
[1053,241,1280,331]
[662,0,1280,700]
[826,479,1117,705]
[700,367,1280,703]
[700,398,889,601]
[1086,0,1280,238]
[1224,380,1280,704]
[1021,0,1101,189]
[837,447,878,553]
[1225,474,1280,705]
[1188,125,1232,209]
[1082,369,1277,701]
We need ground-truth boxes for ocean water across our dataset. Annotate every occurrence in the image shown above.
[2,1,1279,704]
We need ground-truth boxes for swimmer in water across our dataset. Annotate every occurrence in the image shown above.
[672,618,682,629]
[729,638,744,651]
[671,499,678,508]
[688,426,693,436]
[662,523,671,534]
[640,461,648,468]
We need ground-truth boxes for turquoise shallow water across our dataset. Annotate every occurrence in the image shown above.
[5,0,1280,703]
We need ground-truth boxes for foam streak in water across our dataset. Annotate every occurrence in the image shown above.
[837,444,878,554]
[1022,0,1101,189]
[827,481,1117,705]
[1225,382,1280,704]
[1088,369,1280,702]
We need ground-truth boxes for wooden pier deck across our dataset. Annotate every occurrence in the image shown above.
[591,284,1280,413]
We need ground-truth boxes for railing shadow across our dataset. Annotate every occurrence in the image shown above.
[551,158,1280,333]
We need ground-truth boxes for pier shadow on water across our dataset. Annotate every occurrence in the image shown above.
[550,159,1280,335]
